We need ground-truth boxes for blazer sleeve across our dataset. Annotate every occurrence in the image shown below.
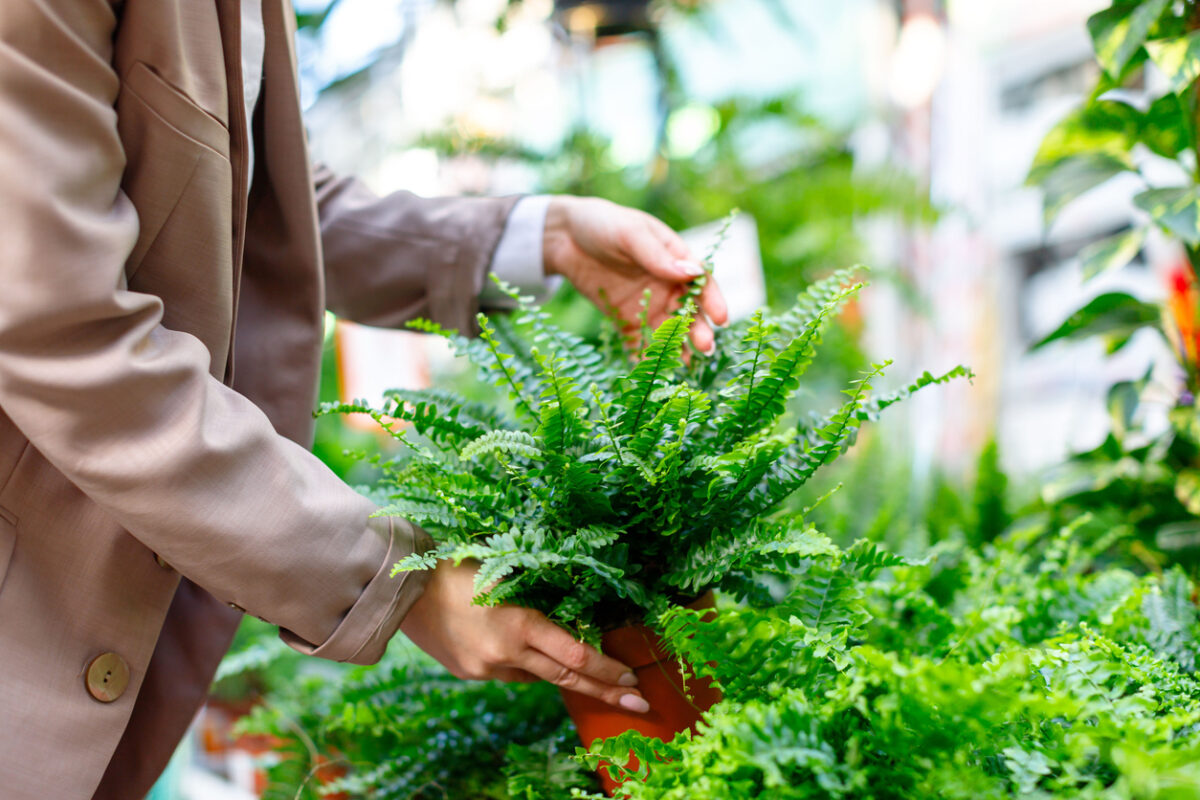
[0,0,426,665]
[313,165,521,333]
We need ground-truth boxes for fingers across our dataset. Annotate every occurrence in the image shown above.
[698,278,729,328]
[517,648,649,712]
[639,218,729,331]
[622,221,704,284]
[648,217,696,262]
[524,614,638,688]
[689,316,715,356]
[491,667,540,683]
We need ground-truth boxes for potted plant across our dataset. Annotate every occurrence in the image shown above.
[324,263,967,792]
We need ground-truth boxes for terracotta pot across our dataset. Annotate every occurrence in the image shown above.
[311,753,349,800]
[559,593,721,795]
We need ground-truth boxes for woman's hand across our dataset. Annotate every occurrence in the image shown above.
[400,560,650,712]
[543,196,730,354]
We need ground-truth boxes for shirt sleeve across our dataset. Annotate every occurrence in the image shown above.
[480,195,561,308]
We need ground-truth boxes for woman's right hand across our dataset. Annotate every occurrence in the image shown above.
[399,559,650,713]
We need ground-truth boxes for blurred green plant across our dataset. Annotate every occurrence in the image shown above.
[1026,0,1200,567]
[797,431,1016,562]
[235,640,584,800]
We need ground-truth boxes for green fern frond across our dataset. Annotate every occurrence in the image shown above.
[720,309,778,406]
[718,282,863,446]
[589,383,628,467]
[561,525,622,553]
[786,567,868,633]
[379,387,514,448]
[488,275,616,390]
[675,209,738,316]
[618,312,691,436]
[477,314,539,420]
[855,365,974,423]
[531,347,589,457]
[373,499,461,529]
[843,539,908,577]
[390,551,439,575]
[575,730,682,783]
[1140,568,1199,671]
[628,385,712,460]
[774,266,866,340]
[460,430,543,462]
[742,362,890,516]
[314,399,414,446]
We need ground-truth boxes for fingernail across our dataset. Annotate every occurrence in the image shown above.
[674,259,705,278]
[619,694,650,713]
[618,671,639,687]
[702,343,716,357]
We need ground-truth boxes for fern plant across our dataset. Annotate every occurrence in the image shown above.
[240,504,1200,799]
[323,266,969,641]
[569,518,1200,799]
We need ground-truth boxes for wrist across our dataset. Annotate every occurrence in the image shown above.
[399,559,443,639]
[542,196,573,279]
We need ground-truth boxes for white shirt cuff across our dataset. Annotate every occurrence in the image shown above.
[481,195,560,307]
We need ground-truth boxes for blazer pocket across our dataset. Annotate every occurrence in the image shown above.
[116,62,231,280]
[121,62,229,156]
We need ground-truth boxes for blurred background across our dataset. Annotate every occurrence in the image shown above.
[165,0,1194,796]
[298,0,1181,486]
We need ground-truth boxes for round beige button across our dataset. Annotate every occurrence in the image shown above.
[85,652,130,703]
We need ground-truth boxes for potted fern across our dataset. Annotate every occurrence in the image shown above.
[325,265,967,792]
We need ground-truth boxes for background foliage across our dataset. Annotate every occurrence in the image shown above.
[208,2,1200,799]
[1026,0,1200,571]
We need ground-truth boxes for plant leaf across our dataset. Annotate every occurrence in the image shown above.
[460,430,543,462]
[1134,186,1200,245]
[1029,103,1137,184]
[1088,0,1170,78]
[1037,152,1134,225]
[617,314,689,436]
[1107,381,1140,443]
[1031,292,1160,354]
[1079,227,1146,280]
[1146,30,1200,94]
[1175,469,1200,516]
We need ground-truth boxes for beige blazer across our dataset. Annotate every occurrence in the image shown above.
[0,1,518,797]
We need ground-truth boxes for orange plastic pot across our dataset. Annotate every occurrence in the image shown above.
[559,594,721,796]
